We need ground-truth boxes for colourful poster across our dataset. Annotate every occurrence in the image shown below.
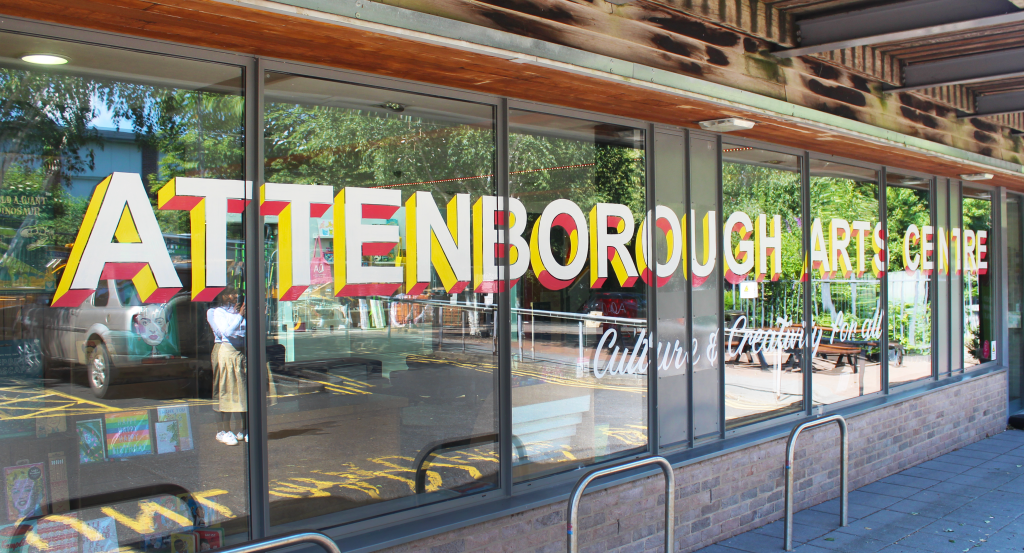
[27,513,79,553]
[81,516,117,553]
[4,463,47,522]
[154,422,179,454]
[47,452,70,514]
[169,533,196,553]
[193,529,223,551]
[76,420,106,464]
[104,411,152,459]
[35,409,66,438]
[156,407,193,451]
[142,497,192,551]
[178,495,221,528]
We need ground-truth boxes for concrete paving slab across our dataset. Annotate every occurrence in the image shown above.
[806,529,888,552]
[695,431,1024,553]
[880,474,942,489]
[858,481,922,499]
[895,531,976,553]
[848,490,903,509]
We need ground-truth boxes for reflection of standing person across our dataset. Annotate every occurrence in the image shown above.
[206,306,223,406]
[209,288,247,446]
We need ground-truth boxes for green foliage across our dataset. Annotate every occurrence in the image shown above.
[885,186,930,272]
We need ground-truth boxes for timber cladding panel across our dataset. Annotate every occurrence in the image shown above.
[376,371,1008,553]
[4,0,1024,188]
[372,0,1024,165]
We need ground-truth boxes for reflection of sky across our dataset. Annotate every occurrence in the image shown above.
[88,91,135,132]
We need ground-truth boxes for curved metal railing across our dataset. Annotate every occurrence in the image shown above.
[785,414,848,551]
[413,433,528,494]
[216,531,341,553]
[567,456,674,553]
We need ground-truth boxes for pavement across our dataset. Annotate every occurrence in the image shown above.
[697,428,1024,553]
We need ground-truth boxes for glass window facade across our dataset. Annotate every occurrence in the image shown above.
[962,186,993,368]
[508,110,648,481]
[809,160,882,405]
[0,35,250,550]
[262,74,500,526]
[0,26,1013,548]
[886,172,934,386]
[721,146,804,427]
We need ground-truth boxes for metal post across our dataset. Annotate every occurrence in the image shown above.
[567,457,674,553]
[531,310,535,360]
[518,315,524,360]
[463,310,466,352]
[243,56,270,539]
[785,414,848,551]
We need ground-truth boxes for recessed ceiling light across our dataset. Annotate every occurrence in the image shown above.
[960,173,994,181]
[699,118,756,133]
[21,54,68,65]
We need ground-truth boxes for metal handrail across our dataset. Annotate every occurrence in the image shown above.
[216,531,341,553]
[784,414,848,551]
[413,433,528,494]
[567,457,674,553]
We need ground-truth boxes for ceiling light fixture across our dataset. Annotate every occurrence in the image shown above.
[960,173,994,181]
[21,54,68,65]
[699,118,756,133]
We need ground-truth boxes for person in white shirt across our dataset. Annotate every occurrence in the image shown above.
[209,288,247,446]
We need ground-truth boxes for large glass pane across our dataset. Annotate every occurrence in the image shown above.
[722,146,804,428]
[963,185,994,368]
[0,33,249,549]
[887,172,933,385]
[653,131,687,448]
[509,110,647,481]
[690,136,720,438]
[1008,196,1022,401]
[263,74,499,527]
[950,181,963,372]
[810,161,882,405]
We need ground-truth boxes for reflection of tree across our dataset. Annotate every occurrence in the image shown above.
[265,103,495,202]
[723,162,802,326]
[963,197,992,363]
[885,187,929,272]
[0,67,244,281]
[810,177,880,327]
[885,186,931,356]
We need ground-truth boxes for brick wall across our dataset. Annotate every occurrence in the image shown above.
[379,371,1007,553]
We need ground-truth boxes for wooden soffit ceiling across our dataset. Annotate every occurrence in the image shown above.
[2,0,1023,189]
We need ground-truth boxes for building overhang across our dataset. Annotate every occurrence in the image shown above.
[4,0,1024,188]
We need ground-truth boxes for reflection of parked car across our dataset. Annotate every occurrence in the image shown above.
[19,279,199,398]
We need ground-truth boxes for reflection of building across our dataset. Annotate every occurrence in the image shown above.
[1,2,1024,553]
[68,129,158,198]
